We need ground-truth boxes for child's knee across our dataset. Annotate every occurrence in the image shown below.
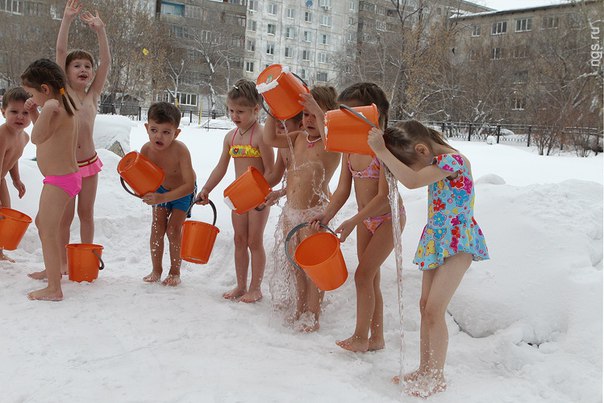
[233,233,247,249]
[166,224,182,242]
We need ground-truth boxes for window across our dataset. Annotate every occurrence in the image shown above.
[512,96,526,110]
[266,43,275,55]
[318,53,328,63]
[302,50,311,61]
[24,1,45,16]
[316,71,328,82]
[320,0,331,9]
[267,3,277,15]
[513,70,528,83]
[471,25,481,37]
[246,39,255,52]
[347,32,356,42]
[513,46,528,58]
[303,31,312,42]
[185,5,204,19]
[247,20,257,31]
[267,23,276,35]
[376,21,386,31]
[286,27,295,39]
[178,93,198,106]
[321,15,332,26]
[491,21,507,35]
[304,11,312,22]
[171,25,185,38]
[515,18,532,32]
[300,69,307,79]
[542,16,559,29]
[231,36,243,48]
[491,47,504,60]
[287,8,295,18]
[320,34,329,45]
[248,0,258,11]
[284,47,293,58]
[245,61,255,73]
[160,1,184,16]
[349,1,356,11]
[348,17,355,25]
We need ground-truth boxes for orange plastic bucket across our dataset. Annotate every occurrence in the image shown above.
[325,104,379,155]
[66,243,104,282]
[223,166,271,214]
[0,207,32,250]
[117,151,165,197]
[256,64,309,120]
[181,200,220,264]
[285,223,348,291]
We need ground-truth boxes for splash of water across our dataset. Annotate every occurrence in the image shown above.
[281,119,297,168]
[385,167,406,394]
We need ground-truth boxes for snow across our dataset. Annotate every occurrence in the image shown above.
[1,115,602,403]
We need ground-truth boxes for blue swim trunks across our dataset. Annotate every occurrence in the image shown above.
[155,185,196,217]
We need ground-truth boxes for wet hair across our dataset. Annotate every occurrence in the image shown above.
[383,120,455,165]
[289,111,303,123]
[65,50,95,70]
[147,102,181,128]
[2,87,29,110]
[310,85,338,112]
[338,82,389,129]
[227,79,262,107]
[20,58,77,116]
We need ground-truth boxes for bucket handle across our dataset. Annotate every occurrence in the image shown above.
[284,222,338,271]
[187,199,217,226]
[92,249,105,271]
[120,177,141,198]
[339,104,377,129]
[260,71,309,120]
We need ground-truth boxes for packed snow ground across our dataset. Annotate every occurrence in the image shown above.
[0,116,602,403]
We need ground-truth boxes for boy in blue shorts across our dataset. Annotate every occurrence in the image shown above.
[140,102,196,286]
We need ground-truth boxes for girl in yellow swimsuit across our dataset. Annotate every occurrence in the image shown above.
[197,79,274,303]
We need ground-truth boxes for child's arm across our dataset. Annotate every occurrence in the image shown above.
[56,0,81,71]
[299,93,327,142]
[196,134,231,204]
[8,164,26,199]
[30,100,60,145]
[265,150,285,187]
[24,98,39,123]
[263,115,299,148]
[81,11,111,98]
[142,144,195,205]
[257,125,275,182]
[368,128,450,189]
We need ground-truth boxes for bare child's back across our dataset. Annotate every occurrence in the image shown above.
[34,108,78,176]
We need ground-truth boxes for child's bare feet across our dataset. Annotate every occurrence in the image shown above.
[336,335,369,352]
[367,336,385,351]
[28,270,48,280]
[223,286,246,300]
[0,252,15,263]
[143,271,162,283]
[162,274,181,287]
[404,373,447,398]
[240,289,262,303]
[392,369,426,384]
[27,286,63,301]
[295,312,320,332]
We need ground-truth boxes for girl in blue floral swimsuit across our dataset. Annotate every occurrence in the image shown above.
[367,120,489,399]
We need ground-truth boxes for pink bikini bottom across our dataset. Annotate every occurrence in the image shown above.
[78,153,103,178]
[43,171,82,198]
[363,206,406,235]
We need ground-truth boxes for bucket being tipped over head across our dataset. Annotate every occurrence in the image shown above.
[181,200,220,264]
[325,104,379,156]
[223,166,271,214]
[285,223,348,291]
[256,64,309,121]
[66,243,104,283]
[117,151,165,197]
[0,207,32,250]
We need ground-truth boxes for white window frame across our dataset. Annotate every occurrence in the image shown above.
[515,18,532,32]
[245,61,255,73]
[266,43,275,55]
[471,25,481,37]
[491,21,507,35]
[267,23,276,35]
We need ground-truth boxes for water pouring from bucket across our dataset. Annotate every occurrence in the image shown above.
[117,151,165,197]
[325,104,379,156]
[66,243,104,282]
[223,166,271,214]
[181,200,220,264]
[256,64,310,121]
[284,222,348,291]
[0,207,32,250]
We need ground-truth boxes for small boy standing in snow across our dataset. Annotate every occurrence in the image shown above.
[140,102,196,286]
[0,87,31,262]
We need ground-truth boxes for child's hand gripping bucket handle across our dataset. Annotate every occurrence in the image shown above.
[339,104,378,129]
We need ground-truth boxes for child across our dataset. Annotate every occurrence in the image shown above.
[367,120,489,398]
[140,102,196,286]
[311,82,405,351]
[56,0,111,276]
[0,88,31,262]
[197,79,274,303]
[21,58,80,301]
[264,86,340,332]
